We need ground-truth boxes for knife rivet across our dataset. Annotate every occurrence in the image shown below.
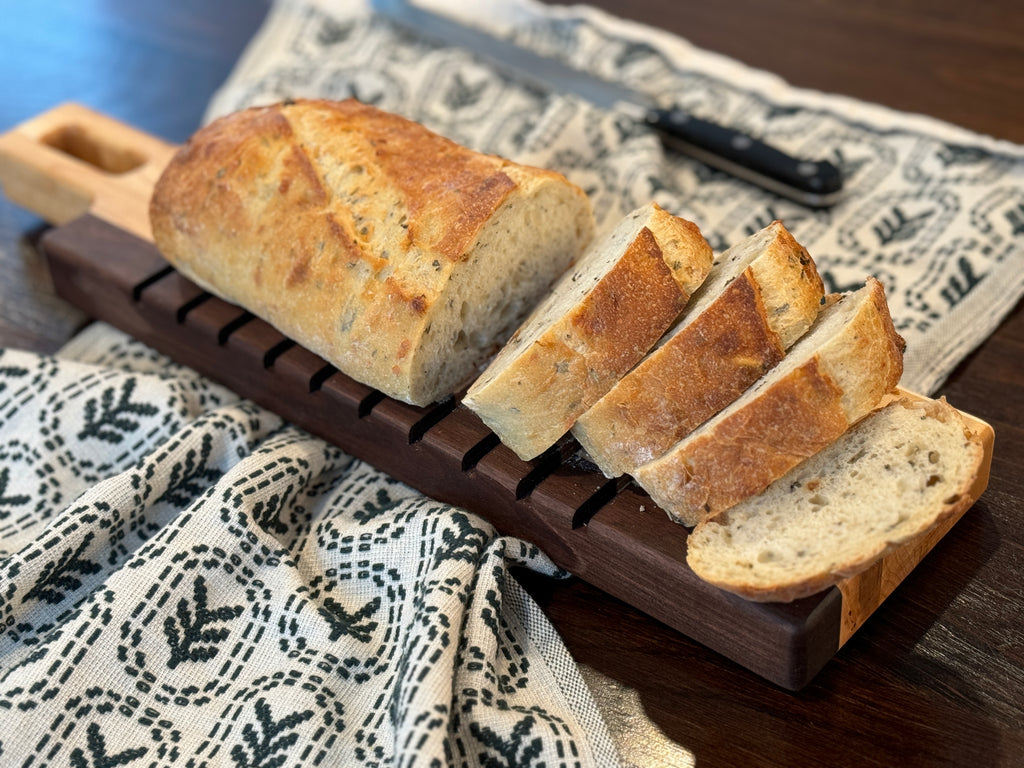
[797,161,819,177]
[730,135,752,151]
[654,109,689,126]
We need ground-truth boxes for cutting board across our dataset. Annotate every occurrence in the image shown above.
[0,103,994,690]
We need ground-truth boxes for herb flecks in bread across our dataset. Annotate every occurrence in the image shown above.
[685,396,985,602]
[149,98,595,405]
[462,202,713,461]
[574,221,824,477]
[632,277,905,526]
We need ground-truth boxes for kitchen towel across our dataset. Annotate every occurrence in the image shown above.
[0,323,623,767]
[2,0,1023,766]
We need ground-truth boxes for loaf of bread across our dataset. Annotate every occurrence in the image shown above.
[462,202,713,461]
[573,221,824,478]
[685,395,986,602]
[632,277,905,526]
[149,98,595,405]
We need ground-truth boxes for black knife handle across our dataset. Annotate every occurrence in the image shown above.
[645,107,843,208]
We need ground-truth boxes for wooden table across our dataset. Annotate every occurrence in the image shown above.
[2,2,1021,766]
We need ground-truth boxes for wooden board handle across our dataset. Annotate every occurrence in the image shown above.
[0,103,175,240]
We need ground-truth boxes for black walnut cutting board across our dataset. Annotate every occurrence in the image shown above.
[0,103,994,690]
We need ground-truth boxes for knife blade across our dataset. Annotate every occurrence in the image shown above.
[370,0,843,208]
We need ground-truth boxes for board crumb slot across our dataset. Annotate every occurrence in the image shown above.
[309,364,338,393]
[408,395,459,444]
[462,432,500,471]
[132,265,175,301]
[217,311,256,344]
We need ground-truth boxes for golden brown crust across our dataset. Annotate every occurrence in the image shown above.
[755,224,824,348]
[646,216,714,297]
[633,278,904,526]
[326,101,520,263]
[469,225,692,459]
[642,357,849,525]
[569,226,687,375]
[462,203,712,461]
[573,220,825,477]
[574,271,785,475]
[150,98,594,404]
[824,277,906,420]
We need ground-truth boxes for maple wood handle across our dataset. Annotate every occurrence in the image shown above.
[0,103,177,241]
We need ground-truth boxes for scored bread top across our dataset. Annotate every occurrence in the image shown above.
[632,277,905,526]
[462,202,713,461]
[149,98,595,405]
[573,221,825,477]
[685,395,986,602]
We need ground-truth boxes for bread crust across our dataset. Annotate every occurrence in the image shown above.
[149,98,594,405]
[577,227,831,481]
[575,272,783,474]
[753,224,824,348]
[633,278,904,526]
[463,204,712,460]
[573,222,825,476]
[638,357,850,525]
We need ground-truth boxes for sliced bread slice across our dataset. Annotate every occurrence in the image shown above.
[685,395,987,602]
[573,221,825,477]
[632,277,905,526]
[462,202,713,461]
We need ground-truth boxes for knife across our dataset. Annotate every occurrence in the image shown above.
[370,0,843,208]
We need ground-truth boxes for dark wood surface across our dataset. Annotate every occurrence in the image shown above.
[2,1,1022,766]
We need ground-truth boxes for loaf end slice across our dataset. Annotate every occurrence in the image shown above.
[150,98,595,405]
[573,220,824,477]
[686,396,986,602]
[462,202,713,461]
[633,277,905,526]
